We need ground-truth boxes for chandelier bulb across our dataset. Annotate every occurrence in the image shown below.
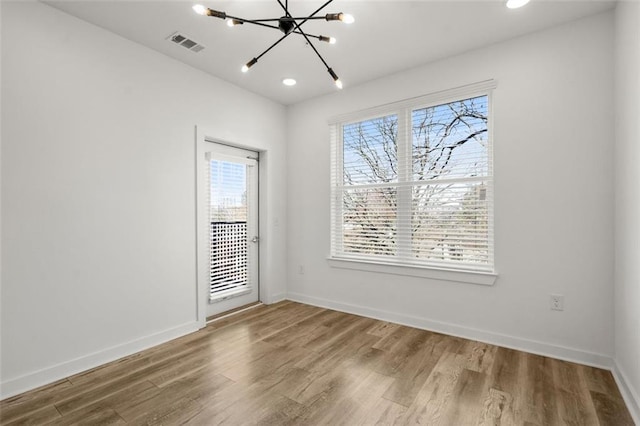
[227,18,243,27]
[326,13,354,23]
[192,4,208,15]
[327,68,343,89]
[319,36,337,44]
[193,4,226,19]
[242,58,258,73]
[340,13,355,24]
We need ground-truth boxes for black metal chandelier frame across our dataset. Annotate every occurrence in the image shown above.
[194,0,351,88]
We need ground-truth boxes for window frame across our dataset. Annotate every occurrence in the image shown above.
[329,80,497,285]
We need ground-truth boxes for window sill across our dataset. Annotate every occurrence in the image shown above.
[326,257,497,286]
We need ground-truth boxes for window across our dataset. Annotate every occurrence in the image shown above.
[330,82,495,275]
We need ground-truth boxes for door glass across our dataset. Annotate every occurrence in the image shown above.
[206,146,259,317]
[210,160,250,299]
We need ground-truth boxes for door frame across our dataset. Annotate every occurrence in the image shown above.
[195,126,265,328]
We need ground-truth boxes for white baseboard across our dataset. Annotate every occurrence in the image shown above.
[265,292,287,304]
[612,360,640,425]
[0,321,200,400]
[286,292,612,370]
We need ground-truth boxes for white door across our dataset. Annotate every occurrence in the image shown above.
[205,144,259,317]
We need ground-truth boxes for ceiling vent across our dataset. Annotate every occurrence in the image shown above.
[167,32,205,53]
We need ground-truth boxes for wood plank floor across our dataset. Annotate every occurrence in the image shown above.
[0,301,634,425]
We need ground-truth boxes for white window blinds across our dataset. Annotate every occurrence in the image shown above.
[330,82,495,273]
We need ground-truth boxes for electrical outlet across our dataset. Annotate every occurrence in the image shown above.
[550,294,564,311]
[298,265,305,275]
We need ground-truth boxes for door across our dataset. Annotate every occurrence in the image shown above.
[205,144,259,317]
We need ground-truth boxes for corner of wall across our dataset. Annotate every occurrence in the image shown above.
[613,1,640,422]
[612,359,640,425]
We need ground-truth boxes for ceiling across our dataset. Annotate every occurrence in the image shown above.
[46,0,615,105]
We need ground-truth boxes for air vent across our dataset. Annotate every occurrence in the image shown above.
[167,32,206,53]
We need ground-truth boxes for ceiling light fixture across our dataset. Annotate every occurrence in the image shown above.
[192,1,353,89]
[506,0,530,9]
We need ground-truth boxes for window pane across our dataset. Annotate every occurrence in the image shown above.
[343,115,398,185]
[412,182,490,265]
[343,187,397,256]
[412,96,488,181]
[210,160,247,222]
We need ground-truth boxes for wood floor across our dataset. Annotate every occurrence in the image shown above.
[0,301,634,425]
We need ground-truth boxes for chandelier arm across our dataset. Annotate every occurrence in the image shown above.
[252,16,328,22]
[301,33,331,70]
[226,16,325,39]
[289,21,332,71]
[275,0,335,27]
[287,11,342,87]
[231,0,336,38]
[292,31,324,40]
[243,18,284,22]
[275,0,291,17]
[228,19,325,39]
[301,0,336,24]
[275,0,333,70]
[253,33,292,62]
[225,15,284,31]
[224,14,326,39]
[307,0,336,18]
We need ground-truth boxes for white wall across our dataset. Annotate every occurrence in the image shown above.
[287,12,615,366]
[0,1,287,398]
[614,1,640,421]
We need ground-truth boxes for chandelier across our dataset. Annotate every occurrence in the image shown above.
[192,1,354,89]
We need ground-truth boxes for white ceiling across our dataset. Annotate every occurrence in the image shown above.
[46,0,615,105]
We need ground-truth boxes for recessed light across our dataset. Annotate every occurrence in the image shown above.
[282,78,297,86]
[506,0,530,8]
